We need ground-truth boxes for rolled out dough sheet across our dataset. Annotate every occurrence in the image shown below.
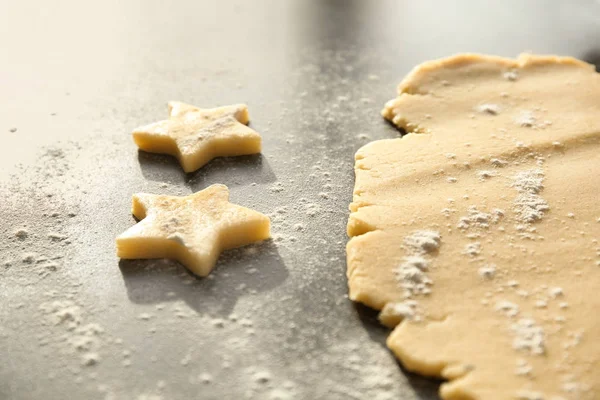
[346,54,599,400]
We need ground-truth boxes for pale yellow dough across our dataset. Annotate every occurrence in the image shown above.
[132,102,262,173]
[347,54,600,400]
[117,184,270,277]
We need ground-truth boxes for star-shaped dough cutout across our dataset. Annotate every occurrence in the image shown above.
[132,102,262,173]
[116,184,271,277]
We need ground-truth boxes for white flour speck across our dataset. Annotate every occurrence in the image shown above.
[511,318,545,355]
[379,301,418,324]
[515,111,537,128]
[503,70,518,81]
[441,208,456,217]
[395,259,432,298]
[199,373,213,384]
[403,230,441,254]
[476,103,501,115]
[490,158,508,168]
[548,287,563,298]
[515,359,533,376]
[253,371,272,384]
[534,300,547,309]
[394,231,442,305]
[478,264,496,279]
[512,169,549,224]
[464,242,482,257]
[495,300,520,317]
[477,170,497,180]
[457,206,502,230]
[82,352,100,366]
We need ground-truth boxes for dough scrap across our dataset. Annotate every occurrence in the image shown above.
[117,184,270,277]
[347,54,600,400]
[133,102,261,173]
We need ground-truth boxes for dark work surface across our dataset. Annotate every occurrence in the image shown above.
[1,1,599,399]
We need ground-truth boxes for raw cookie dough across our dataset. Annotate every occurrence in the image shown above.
[117,184,270,277]
[347,54,599,400]
[133,102,262,173]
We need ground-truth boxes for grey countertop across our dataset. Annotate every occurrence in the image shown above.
[1,1,599,399]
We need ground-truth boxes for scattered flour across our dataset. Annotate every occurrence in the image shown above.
[534,300,547,309]
[305,203,320,217]
[490,158,509,168]
[253,371,272,384]
[402,230,441,254]
[478,264,497,279]
[441,208,456,217]
[269,182,284,193]
[379,301,419,325]
[464,242,482,257]
[503,70,519,81]
[395,257,432,298]
[477,170,497,181]
[515,359,533,377]
[495,300,520,318]
[511,318,545,355]
[516,111,537,127]
[394,230,441,307]
[39,300,105,366]
[511,169,549,224]
[199,372,213,384]
[475,103,501,115]
[515,111,551,129]
[548,287,563,298]
[457,206,503,230]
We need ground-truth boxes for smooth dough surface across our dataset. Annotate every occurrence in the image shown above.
[117,184,270,277]
[132,102,262,173]
[347,54,599,400]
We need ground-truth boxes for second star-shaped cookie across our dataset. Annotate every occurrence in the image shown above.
[116,184,271,277]
[133,101,262,173]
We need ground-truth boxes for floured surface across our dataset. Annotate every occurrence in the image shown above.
[347,54,600,400]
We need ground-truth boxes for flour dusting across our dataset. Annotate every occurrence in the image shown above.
[511,318,545,355]
[402,230,441,254]
[393,230,441,311]
[495,301,520,318]
[379,301,418,324]
[476,103,501,115]
[512,169,549,224]
[457,206,504,230]
[478,264,496,279]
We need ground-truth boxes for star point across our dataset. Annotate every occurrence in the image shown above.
[132,102,261,173]
[116,184,271,277]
